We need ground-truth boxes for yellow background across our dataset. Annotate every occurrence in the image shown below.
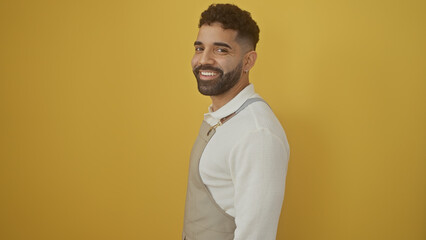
[1,0,425,239]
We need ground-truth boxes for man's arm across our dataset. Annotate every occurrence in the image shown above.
[228,128,289,240]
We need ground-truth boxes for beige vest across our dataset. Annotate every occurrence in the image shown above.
[182,98,266,240]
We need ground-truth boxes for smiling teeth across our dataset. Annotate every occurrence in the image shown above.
[201,72,217,76]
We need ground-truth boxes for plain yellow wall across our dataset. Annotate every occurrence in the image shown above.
[0,0,425,239]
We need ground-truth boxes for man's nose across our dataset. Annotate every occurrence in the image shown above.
[199,50,215,65]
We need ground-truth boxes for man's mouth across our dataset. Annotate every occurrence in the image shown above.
[200,71,218,76]
[193,65,223,81]
[199,70,219,80]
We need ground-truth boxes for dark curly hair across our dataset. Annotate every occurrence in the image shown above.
[199,4,260,50]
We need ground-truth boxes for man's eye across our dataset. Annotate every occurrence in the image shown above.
[216,48,228,53]
[195,47,204,52]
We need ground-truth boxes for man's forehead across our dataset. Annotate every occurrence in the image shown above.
[196,23,239,44]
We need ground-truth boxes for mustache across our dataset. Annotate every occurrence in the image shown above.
[193,65,224,75]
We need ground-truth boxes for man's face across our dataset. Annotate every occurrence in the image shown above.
[192,23,245,96]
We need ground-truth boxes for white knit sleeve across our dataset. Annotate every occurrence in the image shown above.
[228,128,289,240]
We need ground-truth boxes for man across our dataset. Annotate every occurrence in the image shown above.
[183,4,290,240]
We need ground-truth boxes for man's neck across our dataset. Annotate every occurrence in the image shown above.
[210,80,250,112]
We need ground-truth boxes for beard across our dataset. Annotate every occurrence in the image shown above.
[193,61,243,96]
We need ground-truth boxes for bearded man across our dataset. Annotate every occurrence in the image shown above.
[183,4,290,240]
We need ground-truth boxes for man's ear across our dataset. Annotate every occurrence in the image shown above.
[243,51,257,73]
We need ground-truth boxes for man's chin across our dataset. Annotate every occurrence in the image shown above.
[197,82,223,96]
[197,86,216,96]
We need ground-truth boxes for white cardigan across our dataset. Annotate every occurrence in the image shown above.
[200,84,290,240]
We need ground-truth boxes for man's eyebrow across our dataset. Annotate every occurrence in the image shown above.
[193,41,232,49]
[214,42,232,49]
